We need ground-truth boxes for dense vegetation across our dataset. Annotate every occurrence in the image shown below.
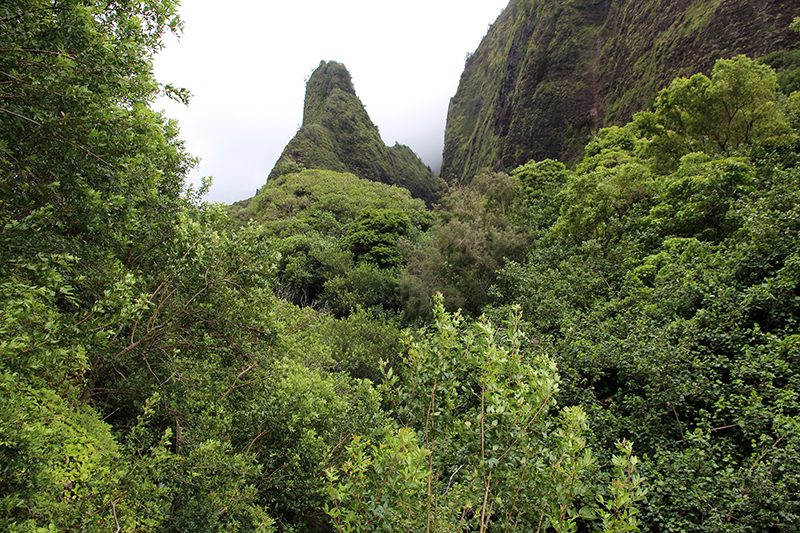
[2,1,800,533]
[228,168,433,326]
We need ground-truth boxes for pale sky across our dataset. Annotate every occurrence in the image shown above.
[152,0,509,203]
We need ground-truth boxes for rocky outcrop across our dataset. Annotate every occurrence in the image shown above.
[268,61,444,206]
[441,0,800,185]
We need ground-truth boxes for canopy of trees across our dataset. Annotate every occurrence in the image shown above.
[3,2,800,532]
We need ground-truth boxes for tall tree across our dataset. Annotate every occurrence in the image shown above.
[0,2,278,531]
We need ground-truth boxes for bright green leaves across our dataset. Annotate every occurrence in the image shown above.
[325,428,431,533]
[2,3,403,533]
[546,58,792,247]
[0,0,191,223]
[0,376,124,532]
[635,55,794,170]
[343,208,410,269]
[0,253,86,393]
[164,439,275,533]
[512,158,569,231]
[0,2,208,528]
[647,154,755,241]
[554,157,655,243]
[228,356,385,532]
[327,297,643,532]
[5,3,799,530]
[549,126,656,243]
[595,440,647,533]
[0,205,286,531]
[87,205,281,424]
[233,169,430,235]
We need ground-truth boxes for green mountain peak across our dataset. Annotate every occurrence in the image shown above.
[267,60,444,206]
[302,60,357,126]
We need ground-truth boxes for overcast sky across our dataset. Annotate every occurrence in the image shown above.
[152,0,509,203]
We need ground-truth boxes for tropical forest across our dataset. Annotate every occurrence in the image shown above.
[3,0,800,532]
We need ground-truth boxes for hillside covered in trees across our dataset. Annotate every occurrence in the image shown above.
[2,0,800,532]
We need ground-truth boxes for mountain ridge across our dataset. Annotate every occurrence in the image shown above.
[441,0,800,185]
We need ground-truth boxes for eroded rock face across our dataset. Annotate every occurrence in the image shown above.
[268,61,444,206]
[441,0,800,185]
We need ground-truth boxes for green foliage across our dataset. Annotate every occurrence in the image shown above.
[646,153,755,241]
[325,427,432,533]
[319,263,402,320]
[231,169,429,235]
[302,61,357,126]
[553,127,656,243]
[326,297,645,532]
[343,208,411,269]
[231,169,430,317]
[491,57,800,533]
[1,375,120,531]
[0,0,191,267]
[512,158,570,231]
[1,3,201,528]
[635,55,794,171]
[387,142,445,206]
[232,357,387,532]
[6,2,800,532]
[761,48,800,94]
[316,307,404,382]
[276,232,354,306]
[1,3,386,532]
[595,440,647,533]
[402,172,533,318]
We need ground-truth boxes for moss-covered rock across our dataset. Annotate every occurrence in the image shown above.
[441,0,800,185]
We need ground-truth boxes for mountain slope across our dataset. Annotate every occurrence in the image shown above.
[269,61,444,205]
[441,0,800,184]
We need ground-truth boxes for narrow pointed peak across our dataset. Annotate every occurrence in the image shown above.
[303,60,357,126]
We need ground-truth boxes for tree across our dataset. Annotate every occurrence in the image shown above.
[1,0,192,264]
[552,127,656,244]
[490,57,800,532]
[0,2,282,531]
[635,55,794,170]
[343,207,410,269]
[402,172,533,318]
[511,158,569,231]
[325,297,645,532]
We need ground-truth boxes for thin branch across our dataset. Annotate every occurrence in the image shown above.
[0,106,41,125]
[112,500,121,533]
[675,423,740,445]
[669,401,686,441]
[749,435,784,474]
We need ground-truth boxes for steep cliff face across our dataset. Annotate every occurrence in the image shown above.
[269,61,444,205]
[441,0,800,184]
